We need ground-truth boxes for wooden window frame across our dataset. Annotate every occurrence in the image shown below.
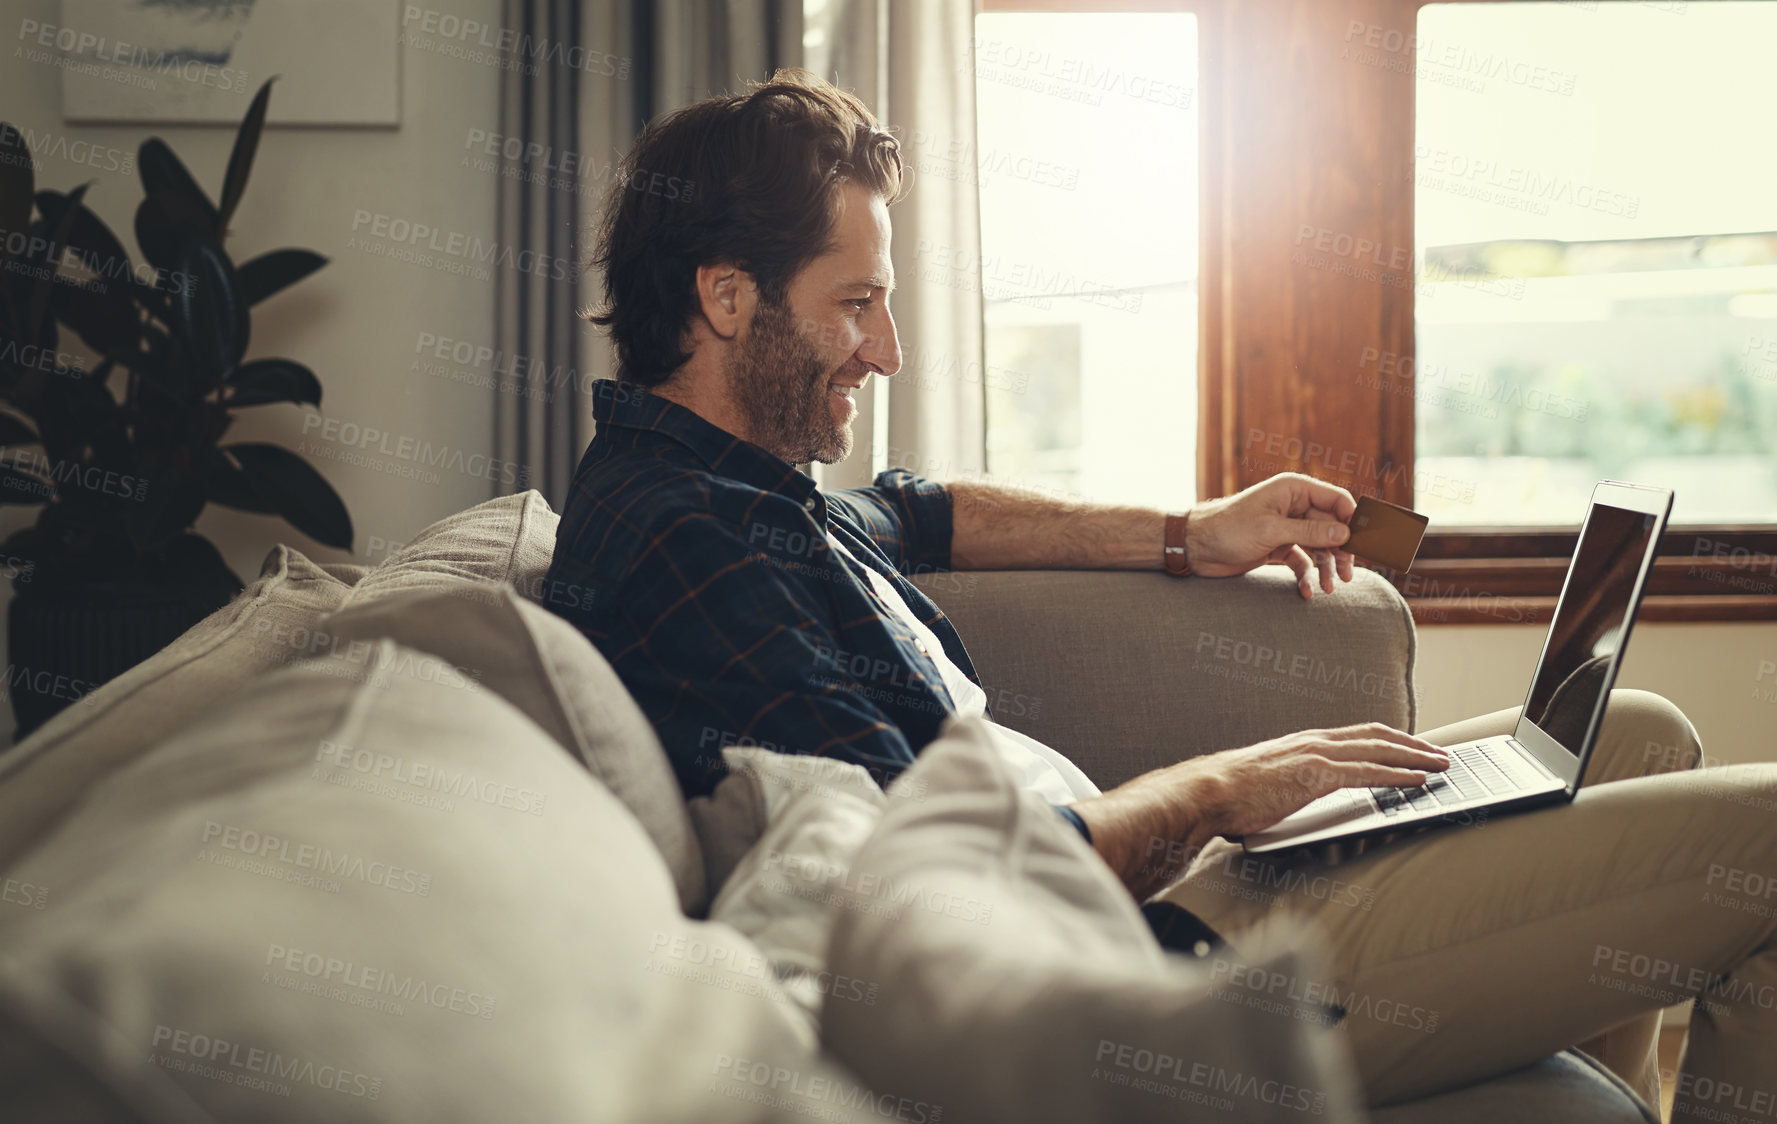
[981,0,1777,622]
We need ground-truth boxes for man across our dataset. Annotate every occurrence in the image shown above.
[545,69,1774,1115]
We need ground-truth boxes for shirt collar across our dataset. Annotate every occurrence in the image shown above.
[590,378,826,518]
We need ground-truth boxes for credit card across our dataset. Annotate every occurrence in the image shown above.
[1344,496,1429,572]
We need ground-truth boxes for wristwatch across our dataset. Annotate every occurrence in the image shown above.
[1164,511,1193,578]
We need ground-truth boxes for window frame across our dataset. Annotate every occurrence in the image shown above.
[982,0,1777,622]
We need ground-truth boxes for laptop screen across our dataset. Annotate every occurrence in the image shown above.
[1521,502,1662,756]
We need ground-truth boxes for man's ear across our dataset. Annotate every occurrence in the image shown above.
[694,262,758,341]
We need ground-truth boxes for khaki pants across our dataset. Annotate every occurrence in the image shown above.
[1153,690,1777,1115]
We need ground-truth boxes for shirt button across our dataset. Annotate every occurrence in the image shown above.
[914,638,929,654]
[803,498,817,513]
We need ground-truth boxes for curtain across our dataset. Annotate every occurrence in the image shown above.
[492,0,585,507]
[820,0,987,490]
[496,0,986,498]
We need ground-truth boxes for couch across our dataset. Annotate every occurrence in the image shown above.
[0,492,1657,1123]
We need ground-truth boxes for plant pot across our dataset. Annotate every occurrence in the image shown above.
[6,579,235,741]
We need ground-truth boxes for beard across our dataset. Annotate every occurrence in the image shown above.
[726,296,855,465]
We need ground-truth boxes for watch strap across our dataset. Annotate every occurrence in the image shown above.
[1164,511,1192,577]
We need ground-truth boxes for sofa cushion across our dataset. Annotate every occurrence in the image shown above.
[324,587,706,914]
[340,490,562,609]
[0,640,882,1124]
[913,568,1418,790]
[822,715,1365,1124]
[0,545,350,871]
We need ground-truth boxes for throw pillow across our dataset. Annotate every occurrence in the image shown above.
[338,490,560,610]
[323,587,706,914]
[0,545,350,872]
[822,715,1366,1124]
[0,640,882,1124]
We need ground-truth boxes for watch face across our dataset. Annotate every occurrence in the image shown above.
[1345,496,1430,572]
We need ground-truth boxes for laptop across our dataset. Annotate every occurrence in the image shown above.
[1243,480,1673,854]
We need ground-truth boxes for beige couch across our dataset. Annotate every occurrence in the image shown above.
[0,492,1655,1123]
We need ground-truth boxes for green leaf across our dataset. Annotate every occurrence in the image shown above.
[224,358,321,407]
[219,78,276,234]
[36,189,140,355]
[131,275,172,325]
[137,137,218,232]
[0,124,33,354]
[155,531,243,594]
[0,411,38,446]
[103,340,186,400]
[0,124,34,267]
[86,417,132,470]
[205,450,274,513]
[220,442,352,548]
[34,189,132,281]
[174,238,249,385]
[135,190,215,277]
[237,248,326,305]
[52,276,139,358]
[29,182,89,340]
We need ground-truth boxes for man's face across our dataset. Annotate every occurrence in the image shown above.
[727,182,901,464]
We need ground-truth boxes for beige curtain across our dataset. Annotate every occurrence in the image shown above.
[813,0,987,491]
[493,0,586,507]
[569,0,986,492]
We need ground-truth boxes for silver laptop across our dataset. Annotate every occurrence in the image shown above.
[1244,480,1673,854]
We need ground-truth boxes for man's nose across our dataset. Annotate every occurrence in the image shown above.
[861,305,902,378]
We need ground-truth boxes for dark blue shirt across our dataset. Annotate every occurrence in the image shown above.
[545,380,1090,841]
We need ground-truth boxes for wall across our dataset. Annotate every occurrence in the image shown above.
[1417,621,1777,766]
[1417,615,1777,1030]
[0,0,504,606]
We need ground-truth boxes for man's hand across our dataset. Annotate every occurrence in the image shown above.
[1186,473,1358,598]
[1184,722,1448,837]
[1072,722,1448,898]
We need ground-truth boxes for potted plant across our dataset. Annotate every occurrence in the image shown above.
[0,78,351,737]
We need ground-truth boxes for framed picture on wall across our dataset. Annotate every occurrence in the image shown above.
[55,0,400,126]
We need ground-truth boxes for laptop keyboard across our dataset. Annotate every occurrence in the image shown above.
[1370,741,1543,817]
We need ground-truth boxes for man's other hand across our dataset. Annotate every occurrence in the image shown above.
[1185,473,1358,598]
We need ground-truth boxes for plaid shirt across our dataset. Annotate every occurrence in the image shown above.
[545,380,1089,840]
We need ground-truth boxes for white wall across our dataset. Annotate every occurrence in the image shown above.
[1417,621,1777,766]
[1420,617,1777,1033]
[0,0,504,600]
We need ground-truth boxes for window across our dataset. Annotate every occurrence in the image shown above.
[972,10,1199,509]
[1415,1,1777,528]
[980,0,1776,619]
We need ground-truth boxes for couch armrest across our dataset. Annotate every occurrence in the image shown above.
[912,567,1418,791]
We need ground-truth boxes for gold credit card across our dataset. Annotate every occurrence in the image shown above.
[1345,496,1429,572]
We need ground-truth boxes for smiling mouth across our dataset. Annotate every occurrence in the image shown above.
[827,377,865,423]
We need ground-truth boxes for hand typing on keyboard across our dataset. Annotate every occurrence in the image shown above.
[1370,742,1526,816]
[1072,722,1450,896]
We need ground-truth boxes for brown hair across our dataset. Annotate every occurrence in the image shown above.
[586,68,904,386]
